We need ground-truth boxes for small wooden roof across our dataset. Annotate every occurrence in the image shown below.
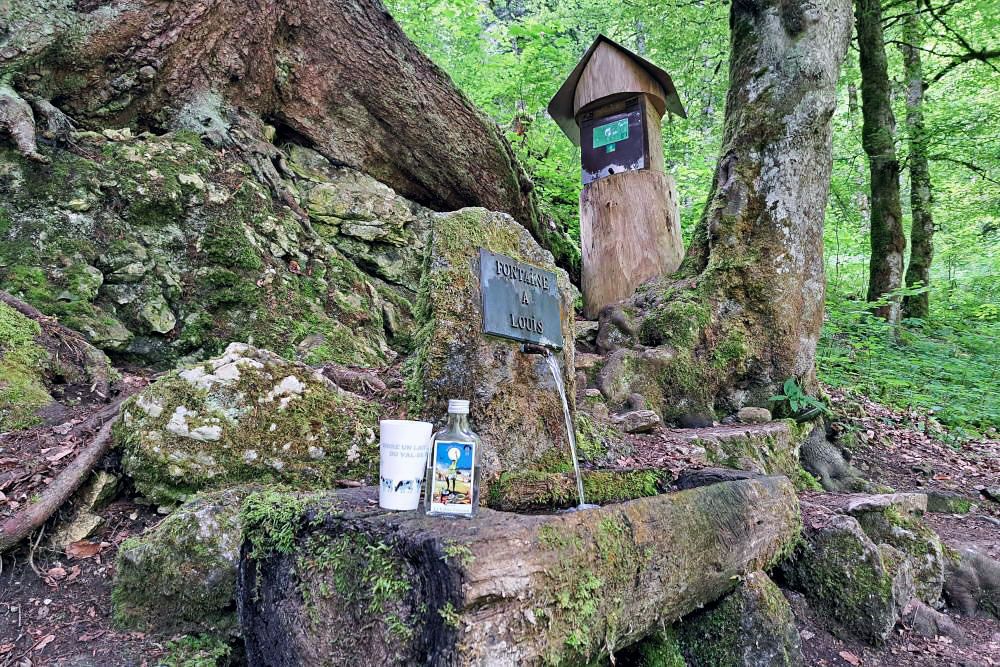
[548,35,686,146]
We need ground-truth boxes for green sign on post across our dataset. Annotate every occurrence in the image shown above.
[592,118,629,151]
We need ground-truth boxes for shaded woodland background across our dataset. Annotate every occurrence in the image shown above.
[387,0,999,435]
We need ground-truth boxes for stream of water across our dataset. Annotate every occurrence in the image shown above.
[543,350,597,511]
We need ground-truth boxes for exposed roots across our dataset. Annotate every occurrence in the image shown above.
[25,94,76,145]
[0,84,48,163]
[0,398,124,555]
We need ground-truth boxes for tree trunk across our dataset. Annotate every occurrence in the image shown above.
[856,0,907,322]
[0,0,578,279]
[901,5,935,320]
[238,478,800,666]
[625,0,852,418]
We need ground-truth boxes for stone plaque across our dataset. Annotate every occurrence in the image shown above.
[479,249,564,350]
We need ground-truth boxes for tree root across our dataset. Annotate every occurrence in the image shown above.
[595,305,636,353]
[0,398,124,554]
[0,83,49,163]
[0,290,114,399]
[25,94,76,146]
[320,363,387,395]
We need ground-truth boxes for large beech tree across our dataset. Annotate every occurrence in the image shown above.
[613,0,852,418]
[0,0,579,278]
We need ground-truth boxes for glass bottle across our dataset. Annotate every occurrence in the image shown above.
[424,399,481,518]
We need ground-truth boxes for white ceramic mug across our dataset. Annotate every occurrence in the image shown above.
[379,420,433,510]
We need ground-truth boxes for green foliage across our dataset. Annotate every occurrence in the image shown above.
[769,378,830,421]
[161,634,231,667]
[819,287,1000,435]
[240,491,307,560]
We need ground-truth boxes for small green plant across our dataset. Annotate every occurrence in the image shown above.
[161,634,231,667]
[438,601,461,628]
[442,541,475,567]
[769,378,830,420]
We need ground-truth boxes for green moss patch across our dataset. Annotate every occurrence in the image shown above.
[485,469,669,512]
[0,301,52,430]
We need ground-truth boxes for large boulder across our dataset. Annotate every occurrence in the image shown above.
[0,133,423,366]
[677,571,803,666]
[845,493,944,604]
[117,343,378,504]
[406,208,577,476]
[780,509,915,644]
[112,488,247,635]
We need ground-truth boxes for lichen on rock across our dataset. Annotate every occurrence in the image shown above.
[0,132,421,367]
[780,508,915,644]
[112,488,248,635]
[117,343,379,505]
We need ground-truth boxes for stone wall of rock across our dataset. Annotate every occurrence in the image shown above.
[405,208,577,476]
[0,133,432,367]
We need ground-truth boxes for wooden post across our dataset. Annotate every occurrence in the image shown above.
[548,36,687,319]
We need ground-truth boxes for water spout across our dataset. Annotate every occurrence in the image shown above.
[540,348,596,510]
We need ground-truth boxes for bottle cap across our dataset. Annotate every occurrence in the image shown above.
[447,399,470,414]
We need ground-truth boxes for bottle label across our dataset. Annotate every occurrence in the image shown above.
[429,440,476,516]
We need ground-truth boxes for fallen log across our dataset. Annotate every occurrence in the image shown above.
[238,476,800,666]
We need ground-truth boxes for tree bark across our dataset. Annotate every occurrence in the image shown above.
[0,0,578,278]
[627,0,851,417]
[857,0,907,322]
[901,5,935,320]
[238,478,800,666]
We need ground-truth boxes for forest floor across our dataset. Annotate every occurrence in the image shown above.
[0,378,998,665]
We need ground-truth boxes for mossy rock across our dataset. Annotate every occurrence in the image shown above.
[484,469,670,512]
[925,491,975,515]
[676,571,802,666]
[684,420,812,479]
[616,628,687,667]
[0,301,53,430]
[405,207,578,476]
[117,343,379,505]
[0,134,418,367]
[112,488,247,636]
[780,511,914,644]
[847,495,944,605]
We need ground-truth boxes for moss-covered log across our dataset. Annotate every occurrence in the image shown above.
[483,469,670,512]
[238,478,800,666]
